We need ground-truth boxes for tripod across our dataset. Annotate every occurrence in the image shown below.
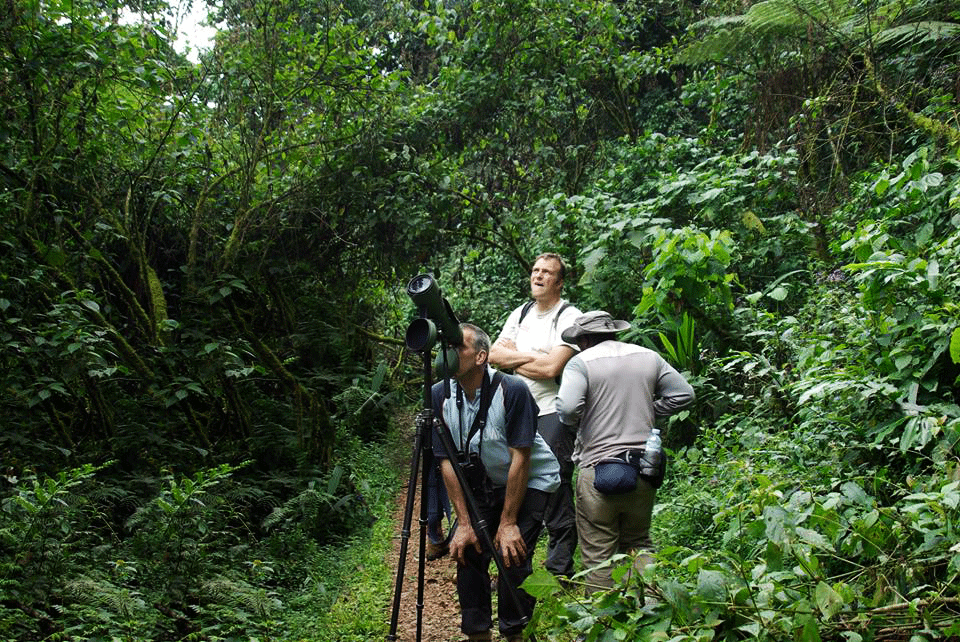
[387,337,529,641]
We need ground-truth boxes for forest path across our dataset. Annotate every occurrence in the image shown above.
[387,476,464,642]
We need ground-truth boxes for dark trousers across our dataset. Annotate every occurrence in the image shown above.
[426,457,451,543]
[458,487,548,637]
[538,412,577,577]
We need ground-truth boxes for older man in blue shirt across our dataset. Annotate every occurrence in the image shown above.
[434,323,560,642]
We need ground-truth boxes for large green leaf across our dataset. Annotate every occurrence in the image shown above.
[950,327,960,365]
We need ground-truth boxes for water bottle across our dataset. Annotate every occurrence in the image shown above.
[647,427,662,455]
[640,428,663,478]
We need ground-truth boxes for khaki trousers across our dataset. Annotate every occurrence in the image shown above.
[575,465,656,591]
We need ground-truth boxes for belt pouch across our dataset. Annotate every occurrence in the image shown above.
[593,457,638,495]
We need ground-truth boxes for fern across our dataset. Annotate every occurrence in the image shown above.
[872,20,960,49]
[259,465,368,543]
[679,0,842,64]
[202,576,282,617]
[677,23,747,66]
[743,0,837,32]
[678,0,960,64]
[263,487,330,531]
[65,575,147,619]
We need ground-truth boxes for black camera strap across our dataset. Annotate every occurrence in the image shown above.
[456,370,503,458]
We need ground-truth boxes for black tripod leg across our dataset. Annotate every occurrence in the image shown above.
[415,431,434,639]
[432,419,531,628]
[388,346,437,642]
[387,412,426,641]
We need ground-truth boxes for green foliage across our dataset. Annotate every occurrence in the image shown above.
[659,312,700,376]
[571,138,810,333]
[262,464,373,545]
[524,566,667,641]
[1,463,112,611]
[0,0,422,478]
[636,226,738,320]
[0,432,400,639]
[494,5,960,632]
[2,0,960,638]
[279,517,396,640]
[680,0,960,74]
[333,362,399,443]
[532,420,960,640]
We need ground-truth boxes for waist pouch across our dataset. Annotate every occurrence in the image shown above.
[593,448,668,495]
[593,458,637,495]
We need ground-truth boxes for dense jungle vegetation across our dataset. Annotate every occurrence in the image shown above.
[2,0,959,639]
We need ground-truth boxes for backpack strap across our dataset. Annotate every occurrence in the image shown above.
[518,300,571,331]
[458,371,504,456]
[553,302,572,333]
[517,300,536,324]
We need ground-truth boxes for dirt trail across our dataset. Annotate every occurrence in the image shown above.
[387,480,464,642]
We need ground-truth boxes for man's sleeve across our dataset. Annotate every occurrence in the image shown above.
[495,306,523,344]
[556,356,588,426]
[502,378,538,449]
[430,384,455,460]
[653,359,696,418]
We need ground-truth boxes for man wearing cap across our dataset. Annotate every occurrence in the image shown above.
[489,252,582,578]
[556,311,695,591]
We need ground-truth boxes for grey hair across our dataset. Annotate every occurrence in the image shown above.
[460,323,490,357]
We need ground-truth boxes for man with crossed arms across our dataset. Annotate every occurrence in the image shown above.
[489,252,582,578]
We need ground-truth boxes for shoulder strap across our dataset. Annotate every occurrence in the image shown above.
[552,302,572,331]
[519,300,571,328]
[463,371,503,455]
[517,300,536,324]
[552,303,573,385]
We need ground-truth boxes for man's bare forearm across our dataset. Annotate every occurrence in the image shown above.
[514,345,576,380]
[440,459,470,524]
[500,448,530,526]
[489,340,535,370]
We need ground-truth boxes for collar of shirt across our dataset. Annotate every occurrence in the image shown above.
[455,374,488,451]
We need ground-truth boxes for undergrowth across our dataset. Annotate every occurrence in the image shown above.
[525,421,960,641]
[0,420,405,640]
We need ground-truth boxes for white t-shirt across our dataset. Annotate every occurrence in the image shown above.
[497,299,582,415]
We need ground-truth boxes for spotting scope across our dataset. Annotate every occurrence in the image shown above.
[405,274,461,377]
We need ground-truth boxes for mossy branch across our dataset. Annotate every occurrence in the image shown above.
[60,214,154,342]
[864,55,960,151]
[225,298,334,467]
[356,326,405,346]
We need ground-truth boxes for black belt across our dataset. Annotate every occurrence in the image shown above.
[612,449,645,467]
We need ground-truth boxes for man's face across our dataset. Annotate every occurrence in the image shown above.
[530,257,563,301]
[455,327,485,379]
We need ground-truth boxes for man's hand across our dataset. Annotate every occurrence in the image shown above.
[497,338,518,351]
[495,522,527,567]
[449,522,482,566]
